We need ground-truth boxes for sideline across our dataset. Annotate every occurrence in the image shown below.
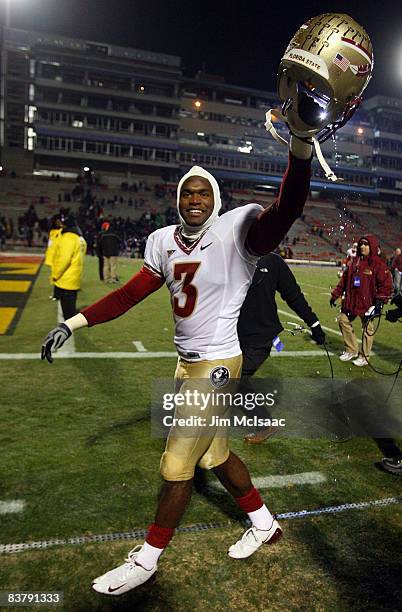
[0,350,335,360]
[1,496,400,554]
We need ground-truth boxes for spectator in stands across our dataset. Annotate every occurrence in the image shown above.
[0,217,6,250]
[52,214,87,320]
[330,235,393,367]
[96,221,109,281]
[99,222,121,283]
[26,205,38,227]
[44,215,63,299]
[5,218,13,239]
[237,253,326,443]
[26,227,34,247]
[391,247,402,297]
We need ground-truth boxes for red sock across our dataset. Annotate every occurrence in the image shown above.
[235,486,263,513]
[145,523,175,549]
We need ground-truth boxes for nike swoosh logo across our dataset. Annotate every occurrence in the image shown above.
[108,583,127,593]
[200,242,213,251]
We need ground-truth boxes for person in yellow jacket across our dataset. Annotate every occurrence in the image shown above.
[44,215,63,299]
[52,214,87,320]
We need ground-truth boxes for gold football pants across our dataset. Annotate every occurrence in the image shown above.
[160,354,242,481]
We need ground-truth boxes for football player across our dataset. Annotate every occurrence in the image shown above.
[42,136,311,594]
[41,13,373,595]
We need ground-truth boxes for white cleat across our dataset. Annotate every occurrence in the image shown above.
[228,519,282,559]
[92,545,157,596]
[339,352,358,362]
[353,356,369,367]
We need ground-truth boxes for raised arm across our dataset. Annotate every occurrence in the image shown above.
[246,138,312,256]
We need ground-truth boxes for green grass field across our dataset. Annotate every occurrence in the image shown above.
[0,255,401,611]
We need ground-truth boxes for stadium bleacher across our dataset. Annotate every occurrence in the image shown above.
[0,173,400,260]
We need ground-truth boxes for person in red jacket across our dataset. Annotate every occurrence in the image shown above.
[330,235,393,367]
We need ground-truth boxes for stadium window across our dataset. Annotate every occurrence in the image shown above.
[73,141,83,152]
[156,125,167,137]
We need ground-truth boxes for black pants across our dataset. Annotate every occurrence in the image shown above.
[241,346,271,377]
[239,346,272,428]
[54,286,77,320]
[98,256,104,281]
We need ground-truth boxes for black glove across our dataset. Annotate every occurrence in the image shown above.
[41,323,72,363]
[374,299,383,316]
[364,300,383,323]
[311,323,326,345]
[329,297,337,308]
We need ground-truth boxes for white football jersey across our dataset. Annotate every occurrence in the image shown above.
[144,204,262,361]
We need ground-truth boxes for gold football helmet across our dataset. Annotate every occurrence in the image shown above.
[277,13,373,142]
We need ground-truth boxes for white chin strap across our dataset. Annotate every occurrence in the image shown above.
[264,109,342,183]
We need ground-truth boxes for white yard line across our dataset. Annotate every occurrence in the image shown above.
[278,308,368,347]
[210,471,326,490]
[302,282,331,290]
[271,350,334,357]
[132,341,147,352]
[57,302,75,353]
[0,500,25,515]
[0,350,336,360]
[278,308,343,338]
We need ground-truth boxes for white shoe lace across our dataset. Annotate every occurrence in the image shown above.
[124,545,143,567]
[241,528,257,543]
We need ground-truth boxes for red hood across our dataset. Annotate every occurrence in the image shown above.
[358,234,379,260]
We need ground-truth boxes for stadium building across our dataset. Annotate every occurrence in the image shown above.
[362,95,402,203]
[0,27,182,178]
[179,72,376,200]
[0,26,401,207]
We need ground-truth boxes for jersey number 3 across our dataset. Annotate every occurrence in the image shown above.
[173,262,200,318]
